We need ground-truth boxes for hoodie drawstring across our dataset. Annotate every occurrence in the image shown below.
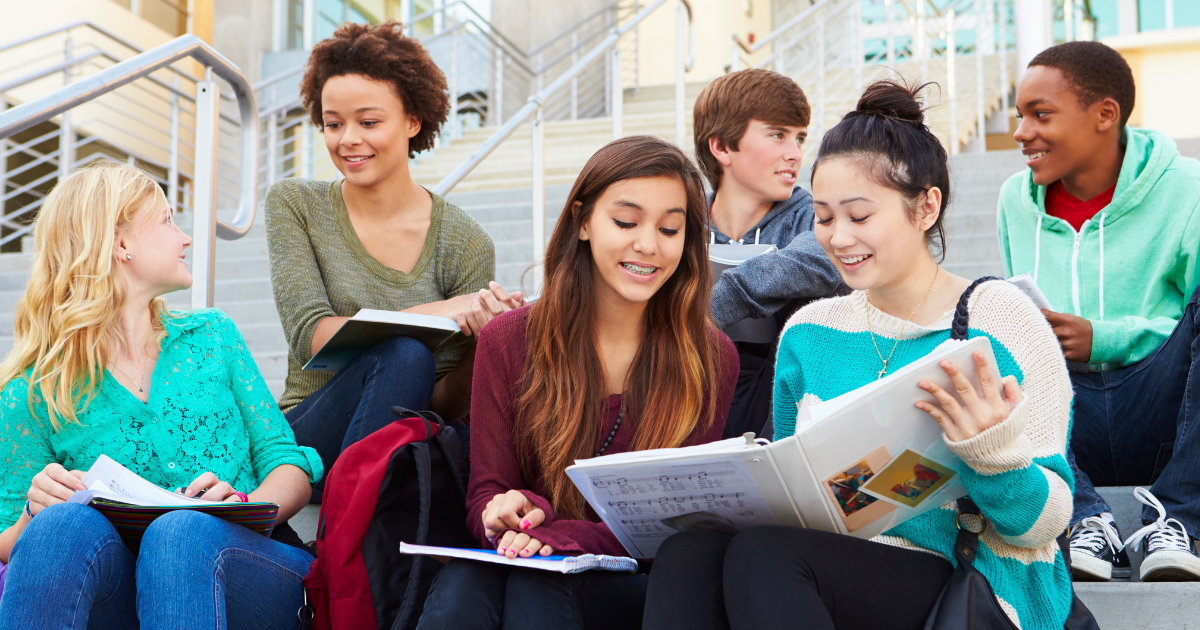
[1033,215,1043,284]
[754,227,761,245]
[1099,213,1106,321]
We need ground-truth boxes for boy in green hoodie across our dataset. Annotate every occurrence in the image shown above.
[997,41,1200,582]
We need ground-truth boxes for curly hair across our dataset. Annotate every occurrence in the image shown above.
[1029,41,1136,129]
[300,21,449,157]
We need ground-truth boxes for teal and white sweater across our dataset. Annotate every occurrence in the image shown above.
[774,280,1074,630]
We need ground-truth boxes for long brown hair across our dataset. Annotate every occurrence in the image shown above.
[517,135,721,520]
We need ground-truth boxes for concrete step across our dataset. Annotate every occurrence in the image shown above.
[1074,487,1200,629]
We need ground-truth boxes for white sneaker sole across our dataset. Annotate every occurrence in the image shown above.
[1070,551,1113,581]
[1141,550,1200,582]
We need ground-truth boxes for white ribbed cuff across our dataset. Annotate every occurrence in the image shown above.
[945,396,1033,475]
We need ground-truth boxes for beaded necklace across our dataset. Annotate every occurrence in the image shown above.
[595,407,624,457]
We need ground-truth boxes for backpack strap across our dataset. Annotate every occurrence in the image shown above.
[436,428,470,501]
[391,441,434,630]
[949,277,1004,341]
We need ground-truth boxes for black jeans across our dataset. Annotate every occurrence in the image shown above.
[643,527,953,630]
[415,559,649,630]
[1068,283,1200,533]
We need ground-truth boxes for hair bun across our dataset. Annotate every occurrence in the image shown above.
[854,79,927,125]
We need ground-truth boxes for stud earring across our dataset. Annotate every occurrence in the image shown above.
[126,253,132,260]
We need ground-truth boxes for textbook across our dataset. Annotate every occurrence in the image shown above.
[303,309,462,372]
[566,337,1001,559]
[68,455,279,546]
[709,243,779,344]
[1007,274,1053,310]
[399,542,639,574]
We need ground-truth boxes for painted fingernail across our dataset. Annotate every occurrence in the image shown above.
[521,519,531,529]
[499,547,507,554]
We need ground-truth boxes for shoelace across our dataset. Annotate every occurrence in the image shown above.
[1123,487,1193,554]
[1070,516,1123,555]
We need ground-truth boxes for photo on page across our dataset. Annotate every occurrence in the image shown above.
[820,445,897,532]
[860,449,957,510]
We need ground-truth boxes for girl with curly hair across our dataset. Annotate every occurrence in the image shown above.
[0,162,321,629]
[268,21,519,495]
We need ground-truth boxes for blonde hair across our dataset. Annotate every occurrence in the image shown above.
[0,161,173,430]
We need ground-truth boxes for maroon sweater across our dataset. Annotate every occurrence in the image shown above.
[467,306,739,556]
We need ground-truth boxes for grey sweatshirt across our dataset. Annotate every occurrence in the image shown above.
[708,186,849,330]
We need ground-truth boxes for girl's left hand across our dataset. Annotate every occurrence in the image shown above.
[495,529,554,559]
[182,471,239,501]
[915,350,1023,443]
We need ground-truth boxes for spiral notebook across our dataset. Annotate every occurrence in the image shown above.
[399,542,639,574]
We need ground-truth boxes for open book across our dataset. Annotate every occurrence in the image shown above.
[566,337,1001,559]
[399,542,638,574]
[710,243,780,344]
[303,309,462,372]
[68,455,279,546]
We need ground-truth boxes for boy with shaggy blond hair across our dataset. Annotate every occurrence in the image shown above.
[695,69,846,439]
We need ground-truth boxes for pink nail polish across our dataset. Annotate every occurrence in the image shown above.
[499,547,507,554]
[521,519,531,529]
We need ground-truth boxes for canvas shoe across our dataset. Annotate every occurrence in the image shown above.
[1068,515,1131,581]
[1123,487,1200,582]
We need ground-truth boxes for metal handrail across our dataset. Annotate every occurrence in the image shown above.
[0,34,259,309]
[732,0,838,56]
[431,0,667,195]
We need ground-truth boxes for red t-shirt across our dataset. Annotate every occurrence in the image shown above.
[1045,181,1116,232]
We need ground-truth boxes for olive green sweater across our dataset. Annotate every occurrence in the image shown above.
[265,178,495,412]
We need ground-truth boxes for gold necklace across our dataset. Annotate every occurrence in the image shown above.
[866,266,940,380]
[109,346,152,394]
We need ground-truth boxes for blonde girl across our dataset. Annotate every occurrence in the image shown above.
[0,161,321,630]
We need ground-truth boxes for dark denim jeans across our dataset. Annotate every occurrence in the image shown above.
[1069,284,1200,535]
[415,559,649,630]
[286,336,437,501]
[0,502,312,630]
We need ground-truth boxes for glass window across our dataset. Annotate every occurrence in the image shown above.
[1176,1,1200,28]
[285,0,305,50]
[1090,0,1119,38]
[1139,0,1167,31]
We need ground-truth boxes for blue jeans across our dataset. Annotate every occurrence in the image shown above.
[415,559,649,630]
[287,336,436,501]
[1070,284,1200,535]
[0,502,313,630]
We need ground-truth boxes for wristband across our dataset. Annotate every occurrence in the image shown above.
[231,491,249,503]
[24,500,34,519]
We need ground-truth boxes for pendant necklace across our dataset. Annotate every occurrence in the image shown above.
[866,266,939,380]
[110,345,152,394]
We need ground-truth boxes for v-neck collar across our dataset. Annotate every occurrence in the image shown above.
[331,180,442,285]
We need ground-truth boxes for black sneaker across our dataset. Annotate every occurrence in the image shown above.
[1068,516,1130,581]
[1124,488,1200,582]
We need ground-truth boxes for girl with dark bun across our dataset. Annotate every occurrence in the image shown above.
[642,80,1075,630]
[267,22,520,493]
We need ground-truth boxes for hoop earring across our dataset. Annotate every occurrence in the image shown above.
[125,253,132,260]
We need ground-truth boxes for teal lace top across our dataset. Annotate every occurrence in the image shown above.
[0,309,322,530]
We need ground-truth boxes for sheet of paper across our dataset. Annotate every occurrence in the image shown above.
[69,455,226,507]
[571,455,775,558]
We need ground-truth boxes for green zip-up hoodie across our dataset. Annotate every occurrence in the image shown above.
[997,127,1200,369]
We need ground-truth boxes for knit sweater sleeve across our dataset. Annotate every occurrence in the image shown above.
[0,377,54,530]
[945,280,1074,549]
[265,180,336,366]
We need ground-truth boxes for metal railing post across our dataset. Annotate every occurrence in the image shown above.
[449,26,459,143]
[532,103,545,272]
[266,111,278,186]
[730,40,739,72]
[676,1,686,147]
[998,0,1007,106]
[570,32,579,120]
[169,74,180,212]
[634,0,641,92]
[59,34,75,180]
[976,0,986,151]
[852,0,863,91]
[610,44,622,139]
[1065,0,1074,41]
[191,75,219,309]
[494,50,504,125]
[948,9,957,155]
[0,99,6,237]
[816,18,825,141]
[886,0,894,64]
[918,0,928,80]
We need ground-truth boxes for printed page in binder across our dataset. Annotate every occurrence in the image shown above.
[575,455,775,558]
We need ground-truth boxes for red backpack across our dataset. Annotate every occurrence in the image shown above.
[301,409,475,630]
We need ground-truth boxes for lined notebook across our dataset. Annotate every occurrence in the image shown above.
[68,455,278,546]
[399,542,639,574]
